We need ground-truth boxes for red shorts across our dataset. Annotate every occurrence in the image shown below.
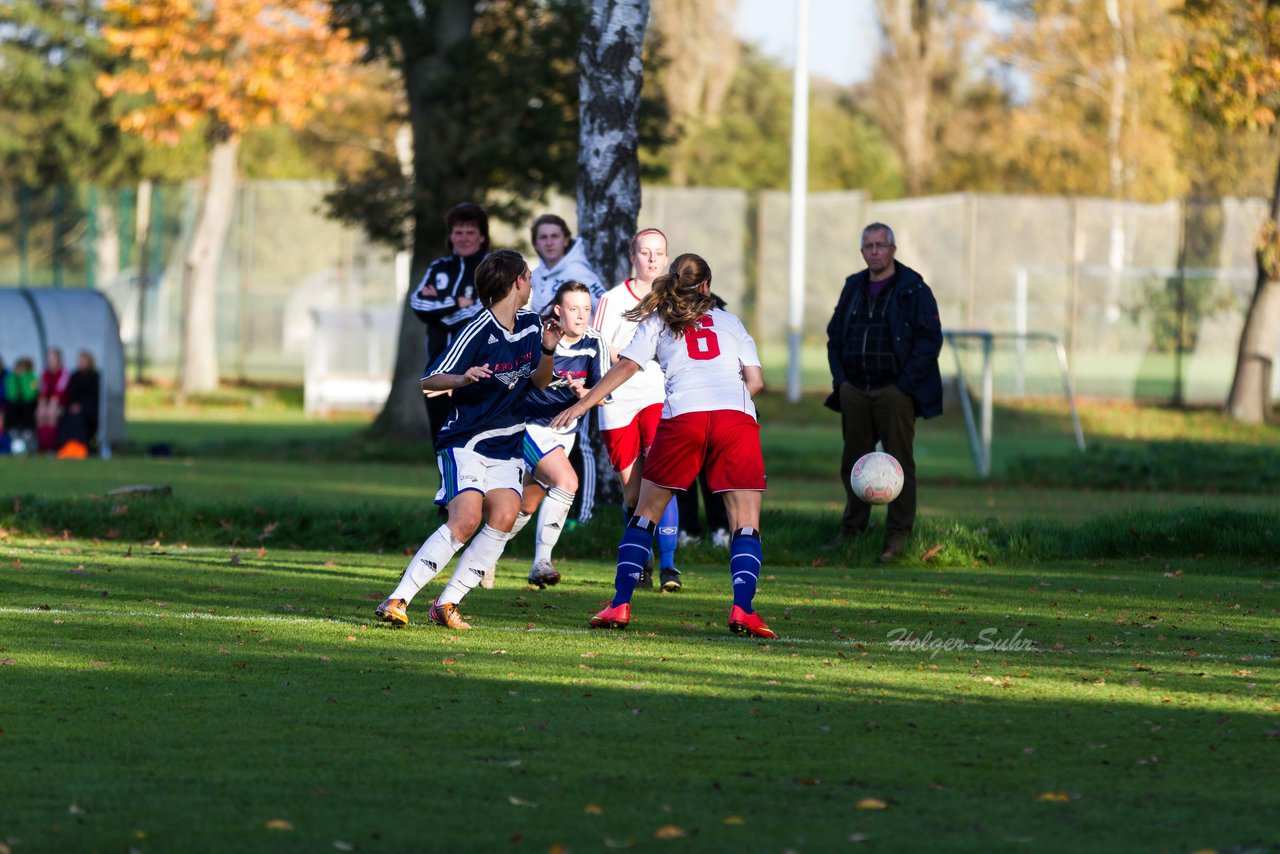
[642,410,766,493]
[601,403,663,472]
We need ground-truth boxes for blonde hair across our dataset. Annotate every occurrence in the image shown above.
[623,253,714,338]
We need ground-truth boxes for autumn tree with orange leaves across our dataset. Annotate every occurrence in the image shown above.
[1174,0,1280,422]
[97,0,361,394]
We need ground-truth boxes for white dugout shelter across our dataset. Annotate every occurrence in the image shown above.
[0,288,126,454]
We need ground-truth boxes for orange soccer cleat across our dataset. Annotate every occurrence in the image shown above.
[428,598,472,630]
[375,597,409,627]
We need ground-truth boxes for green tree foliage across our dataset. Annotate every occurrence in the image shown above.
[988,0,1190,202]
[1172,0,1280,422]
[664,47,903,197]
[0,0,200,187]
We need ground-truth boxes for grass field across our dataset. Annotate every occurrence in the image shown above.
[2,388,1278,851]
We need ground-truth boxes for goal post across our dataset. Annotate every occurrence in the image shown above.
[943,329,1086,477]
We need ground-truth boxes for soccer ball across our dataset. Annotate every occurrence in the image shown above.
[850,451,904,505]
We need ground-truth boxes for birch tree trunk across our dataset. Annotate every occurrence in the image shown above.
[178,135,240,396]
[576,0,650,288]
[1225,154,1280,423]
[369,0,476,439]
[577,0,651,510]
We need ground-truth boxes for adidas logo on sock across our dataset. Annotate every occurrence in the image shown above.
[419,559,438,572]
[732,576,747,585]
[488,334,498,344]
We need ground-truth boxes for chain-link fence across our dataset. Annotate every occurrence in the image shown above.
[1,182,1271,404]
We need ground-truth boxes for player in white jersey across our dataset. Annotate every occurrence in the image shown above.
[503,282,610,588]
[590,228,683,592]
[552,253,776,638]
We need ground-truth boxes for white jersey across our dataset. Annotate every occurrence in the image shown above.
[621,307,761,421]
[591,279,666,430]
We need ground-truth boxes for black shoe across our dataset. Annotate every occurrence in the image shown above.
[659,567,682,592]
[877,532,910,564]
[636,562,654,590]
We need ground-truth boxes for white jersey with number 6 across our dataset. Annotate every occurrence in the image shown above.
[620,307,761,421]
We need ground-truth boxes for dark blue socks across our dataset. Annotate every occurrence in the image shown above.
[613,516,654,607]
[656,497,679,570]
[730,527,763,611]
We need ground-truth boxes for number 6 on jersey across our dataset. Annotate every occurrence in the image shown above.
[685,315,720,360]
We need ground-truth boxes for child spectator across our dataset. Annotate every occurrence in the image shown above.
[36,347,69,452]
[5,357,39,453]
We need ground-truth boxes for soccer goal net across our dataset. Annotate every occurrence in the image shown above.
[943,330,1086,477]
[304,307,400,416]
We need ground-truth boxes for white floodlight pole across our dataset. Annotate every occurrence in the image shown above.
[786,0,811,404]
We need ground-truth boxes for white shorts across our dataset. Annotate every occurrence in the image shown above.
[435,446,524,505]
[522,423,577,473]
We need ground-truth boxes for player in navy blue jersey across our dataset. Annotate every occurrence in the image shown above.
[377,250,563,630]
[499,282,611,588]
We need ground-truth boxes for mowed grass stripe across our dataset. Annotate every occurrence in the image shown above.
[1,606,1272,662]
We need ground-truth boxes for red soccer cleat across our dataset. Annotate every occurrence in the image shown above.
[729,605,777,639]
[589,602,631,629]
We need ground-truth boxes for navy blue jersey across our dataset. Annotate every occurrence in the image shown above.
[523,328,611,431]
[425,309,544,458]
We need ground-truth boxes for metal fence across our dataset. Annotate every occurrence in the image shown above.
[1,182,1270,403]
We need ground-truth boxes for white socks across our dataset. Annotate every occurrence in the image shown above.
[438,525,515,606]
[508,510,534,539]
[390,525,465,604]
[535,487,575,564]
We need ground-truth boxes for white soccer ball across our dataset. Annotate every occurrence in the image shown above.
[850,451,904,505]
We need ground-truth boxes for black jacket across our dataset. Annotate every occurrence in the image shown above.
[824,261,944,418]
[409,252,486,362]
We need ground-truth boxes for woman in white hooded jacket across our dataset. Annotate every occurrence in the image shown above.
[529,214,606,314]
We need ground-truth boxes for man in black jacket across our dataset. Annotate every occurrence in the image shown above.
[411,202,490,450]
[824,223,943,562]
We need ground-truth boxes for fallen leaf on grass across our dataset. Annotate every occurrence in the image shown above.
[603,837,636,849]
[855,798,887,810]
[229,554,241,566]
[0,658,16,666]
[90,661,111,667]
[653,825,687,839]
[921,544,943,562]
[507,794,538,807]
[584,803,605,815]
[723,815,745,825]
[1036,792,1071,802]
[265,818,294,830]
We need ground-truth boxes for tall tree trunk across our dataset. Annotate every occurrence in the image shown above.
[578,0,650,509]
[576,0,650,288]
[369,0,476,439]
[178,134,239,396]
[93,199,119,296]
[1225,152,1280,423]
[873,0,937,196]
